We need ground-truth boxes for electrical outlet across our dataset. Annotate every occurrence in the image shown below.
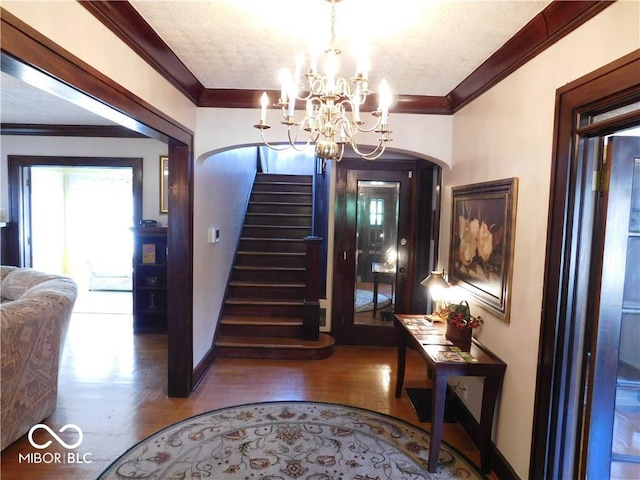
[460,383,468,400]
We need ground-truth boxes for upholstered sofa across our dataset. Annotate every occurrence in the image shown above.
[0,266,77,450]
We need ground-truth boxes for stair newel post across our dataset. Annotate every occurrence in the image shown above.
[303,236,322,341]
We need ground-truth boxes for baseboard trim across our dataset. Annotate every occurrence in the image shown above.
[192,346,217,390]
[448,391,520,480]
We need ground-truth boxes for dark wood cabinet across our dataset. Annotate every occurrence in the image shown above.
[131,226,167,334]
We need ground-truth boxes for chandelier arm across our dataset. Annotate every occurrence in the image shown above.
[259,128,300,152]
[334,98,383,134]
[349,136,389,161]
[351,119,384,134]
[286,123,318,152]
[294,88,313,102]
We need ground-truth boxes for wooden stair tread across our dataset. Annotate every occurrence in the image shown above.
[237,251,305,256]
[216,334,335,349]
[229,281,304,287]
[244,224,310,229]
[249,201,313,206]
[234,266,304,271]
[221,315,303,326]
[225,298,304,305]
[241,237,304,242]
[247,213,312,217]
[253,181,312,187]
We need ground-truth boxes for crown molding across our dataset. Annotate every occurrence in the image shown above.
[448,0,614,112]
[79,0,204,104]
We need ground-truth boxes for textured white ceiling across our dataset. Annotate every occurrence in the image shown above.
[130,0,551,96]
[0,72,115,125]
[0,0,551,125]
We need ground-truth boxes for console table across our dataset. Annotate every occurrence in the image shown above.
[394,314,506,473]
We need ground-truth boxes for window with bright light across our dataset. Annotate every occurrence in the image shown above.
[370,198,384,226]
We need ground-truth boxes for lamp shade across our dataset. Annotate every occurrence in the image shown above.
[420,270,449,299]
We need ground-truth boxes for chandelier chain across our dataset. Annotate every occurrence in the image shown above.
[329,2,337,53]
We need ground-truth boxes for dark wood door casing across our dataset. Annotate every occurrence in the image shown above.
[1,8,195,398]
[331,158,440,346]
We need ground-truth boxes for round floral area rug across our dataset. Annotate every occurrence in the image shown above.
[98,401,487,480]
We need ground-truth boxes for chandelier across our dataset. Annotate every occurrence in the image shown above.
[254,0,393,162]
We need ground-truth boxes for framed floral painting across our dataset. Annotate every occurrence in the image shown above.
[448,178,518,321]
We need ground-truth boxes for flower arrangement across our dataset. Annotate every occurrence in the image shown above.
[437,301,483,330]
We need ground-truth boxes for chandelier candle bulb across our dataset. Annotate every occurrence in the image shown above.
[353,88,361,122]
[288,83,297,117]
[260,93,268,123]
[379,79,391,125]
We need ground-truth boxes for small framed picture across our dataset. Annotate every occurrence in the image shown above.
[160,155,169,214]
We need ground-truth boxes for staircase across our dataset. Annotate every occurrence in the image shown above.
[215,173,334,360]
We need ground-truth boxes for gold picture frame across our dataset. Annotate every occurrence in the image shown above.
[448,178,518,321]
[160,155,169,214]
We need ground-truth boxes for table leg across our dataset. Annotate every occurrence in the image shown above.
[373,274,379,317]
[394,325,406,398]
[428,373,448,473]
[478,375,502,473]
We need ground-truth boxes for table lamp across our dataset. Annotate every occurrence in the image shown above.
[420,270,450,320]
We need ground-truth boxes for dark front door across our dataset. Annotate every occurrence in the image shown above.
[333,163,412,345]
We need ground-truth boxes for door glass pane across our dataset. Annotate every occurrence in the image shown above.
[354,180,399,325]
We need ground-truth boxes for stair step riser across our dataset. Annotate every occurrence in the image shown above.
[256,173,313,183]
[247,203,312,215]
[246,214,312,226]
[219,323,304,338]
[242,226,312,239]
[228,285,305,298]
[253,183,312,193]
[235,256,306,268]
[251,192,312,203]
[224,304,303,317]
[239,239,306,253]
[232,268,306,282]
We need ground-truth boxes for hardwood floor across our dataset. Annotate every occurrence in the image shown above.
[1,293,497,479]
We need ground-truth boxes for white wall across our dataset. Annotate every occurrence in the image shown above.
[443,2,640,477]
[192,147,256,365]
[0,136,168,225]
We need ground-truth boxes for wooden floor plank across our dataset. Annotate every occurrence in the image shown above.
[0,302,498,479]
